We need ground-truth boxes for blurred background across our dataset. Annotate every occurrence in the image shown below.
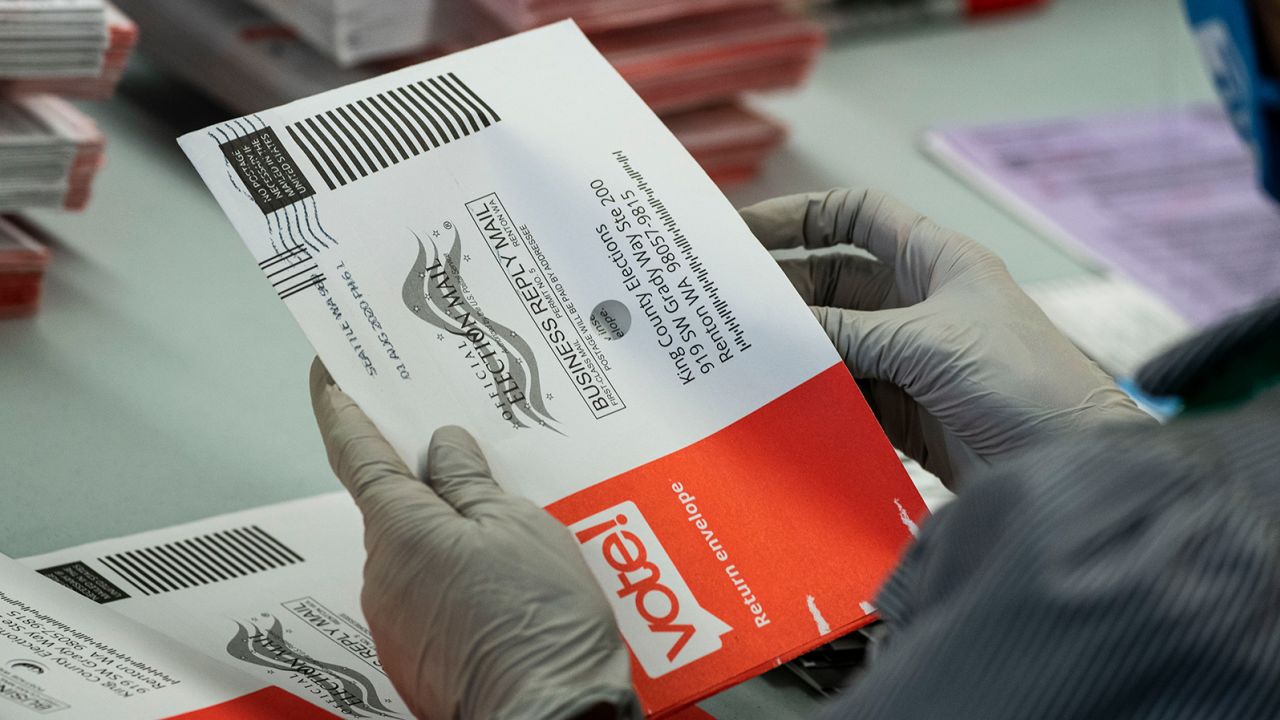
[2,0,1277,716]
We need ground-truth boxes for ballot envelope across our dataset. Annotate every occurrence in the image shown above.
[0,552,342,718]
[174,21,925,717]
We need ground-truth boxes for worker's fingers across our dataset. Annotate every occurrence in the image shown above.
[740,193,818,251]
[850,191,1006,302]
[309,358,458,527]
[746,189,1004,304]
[784,253,901,311]
[740,189,883,252]
[425,425,512,519]
[811,304,942,390]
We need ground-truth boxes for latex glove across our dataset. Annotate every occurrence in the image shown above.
[309,359,639,720]
[740,188,1150,490]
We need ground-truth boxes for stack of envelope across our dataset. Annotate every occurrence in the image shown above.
[241,0,436,67]
[116,0,820,185]
[111,0,372,112]
[0,215,51,319]
[0,1,136,99]
[456,0,822,176]
[577,7,823,113]
[0,0,106,78]
[450,3,824,114]
[0,0,132,319]
[0,94,105,212]
[666,101,786,186]
[473,0,771,32]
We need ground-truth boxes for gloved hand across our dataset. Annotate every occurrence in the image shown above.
[740,188,1150,491]
[309,359,638,720]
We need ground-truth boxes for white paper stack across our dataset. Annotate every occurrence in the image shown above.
[0,0,106,79]
[0,93,104,211]
[1,3,138,99]
[112,0,373,112]
[116,0,816,185]
[242,0,436,67]
[666,101,787,186]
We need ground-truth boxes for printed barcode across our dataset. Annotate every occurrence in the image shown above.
[286,71,501,190]
[97,525,303,596]
[259,243,324,300]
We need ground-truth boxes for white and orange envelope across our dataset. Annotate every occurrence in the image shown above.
[177,20,926,717]
[0,552,339,719]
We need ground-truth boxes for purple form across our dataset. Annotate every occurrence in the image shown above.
[925,105,1280,326]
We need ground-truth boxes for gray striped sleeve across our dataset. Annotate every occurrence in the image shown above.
[821,387,1280,720]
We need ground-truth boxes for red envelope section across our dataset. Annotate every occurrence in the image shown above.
[165,687,341,719]
[548,362,925,717]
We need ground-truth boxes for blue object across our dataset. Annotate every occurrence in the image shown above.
[1116,377,1184,422]
[1184,0,1280,200]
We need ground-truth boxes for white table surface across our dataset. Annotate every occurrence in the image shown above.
[0,0,1214,715]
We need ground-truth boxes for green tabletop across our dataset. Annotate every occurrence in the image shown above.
[0,0,1213,716]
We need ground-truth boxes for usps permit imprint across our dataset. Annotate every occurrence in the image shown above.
[177,20,926,716]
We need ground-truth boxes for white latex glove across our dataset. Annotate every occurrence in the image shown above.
[740,188,1151,490]
[309,359,639,720]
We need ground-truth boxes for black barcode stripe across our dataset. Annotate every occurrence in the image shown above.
[304,117,356,183]
[138,548,195,590]
[301,119,350,186]
[264,255,310,279]
[449,73,500,122]
[404,85,451,147]
[140,547,198,589]
[350,102,402,163]
[288,125,337,191]
[386,88,437,151]
[258,244,323,300]
[328,109,380,174]
[334,107,386,170]
[358,98,410,161]
[319,111,370,177]
[402,85,449,145]
[417,82,462,140]
[279,273,324,300]
[368,94,423,156]
[96,527,306,597]
[259,243,307,268]
[430,77,479,134]
[343,104,394,168]
[163,542,219,584]
[193,535,250,576]
[215,530,264,573]
[232,527,291,567]
[117,550,173,592]
[269,260,319,289]
[178,538,236,580]
[268,262,319,287]
[440,74,490,128]
[216,530,271,572]
[100,555,157,595]
[288,72,499,188]
[252,526,305,563]
[317,112,369,179]
[124,550,181,592]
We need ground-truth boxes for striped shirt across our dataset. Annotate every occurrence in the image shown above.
[824,302,1280,719]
